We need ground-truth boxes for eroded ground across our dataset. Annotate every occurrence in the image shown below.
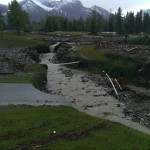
[41,52,150,135]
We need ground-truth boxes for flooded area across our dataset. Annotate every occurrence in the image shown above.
[0,83,70,106]
[40,52,150,135]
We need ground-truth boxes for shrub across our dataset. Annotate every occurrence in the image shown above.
[25,63,47,90]
[129,35,150,45]
[33,44,50,53]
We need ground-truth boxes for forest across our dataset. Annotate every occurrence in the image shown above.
[0,0,150,35]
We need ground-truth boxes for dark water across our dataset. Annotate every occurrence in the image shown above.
[0,83,70,106]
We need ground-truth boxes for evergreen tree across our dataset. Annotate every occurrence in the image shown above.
[62,17,69,31]
[143,12,150,33]
[108,14,115,32]
[135,10,143,33]
[7,0,29,35]
[72,19,77,31]
[43,15,57,32]
[88,10,104,34]
[89,10,97,34]
[68,19,73,31]
[0,12,4,37]
[124,12,135,33]
[76,17,85,31]
[116,7,123,33]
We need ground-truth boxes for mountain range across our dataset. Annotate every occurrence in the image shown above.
[0,0,110,21]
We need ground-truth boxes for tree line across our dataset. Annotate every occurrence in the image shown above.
[0,0,150,35]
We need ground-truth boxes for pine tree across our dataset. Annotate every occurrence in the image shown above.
[76,17,85,31]
[0,12,4,37]
[116,7,123,33]
[108,14,115,32]
[124,12,135,33]
[7,0,29,35]
[135,10,143,33]
[143,12,150,33]
[88,10,104,34]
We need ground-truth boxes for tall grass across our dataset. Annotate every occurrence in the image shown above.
[25,63,47,90]
[77,45,136,81]
[128,34,150,45]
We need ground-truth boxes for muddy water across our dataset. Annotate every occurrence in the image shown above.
[0,83,70,106]
[40,52,150,135]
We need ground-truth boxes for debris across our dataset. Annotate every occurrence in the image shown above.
[103,71,119,99]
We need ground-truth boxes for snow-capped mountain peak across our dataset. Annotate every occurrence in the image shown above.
[31,0,55,11]
[0,0,110,21]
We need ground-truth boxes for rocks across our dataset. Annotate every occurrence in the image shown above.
[0,47,37,74]
[117,104,121,107]
[59,68,73,78]
[147,113,150,117]
[81,76,89,83]
[0,61,15,74]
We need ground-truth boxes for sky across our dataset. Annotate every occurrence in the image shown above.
[0,0,150,14]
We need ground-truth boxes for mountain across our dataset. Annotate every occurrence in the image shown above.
[144,9,150,15]
[0,4,8,13]
[20,0,47,21]
[91,5,110,19]
[0,0,110,21]
[19,0,110,21]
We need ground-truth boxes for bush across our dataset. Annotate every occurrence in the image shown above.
[33,44,50,53]
[25,63,47,90]
[129,35,150,45]
[77,56,136,80]
[40,64,48,70]
[77,45,137,82]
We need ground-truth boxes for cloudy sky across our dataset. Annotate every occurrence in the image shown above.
[0,0,150,14]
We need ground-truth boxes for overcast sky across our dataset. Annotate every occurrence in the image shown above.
[0,0,150,14]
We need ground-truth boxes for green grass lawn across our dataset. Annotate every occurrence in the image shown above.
[0,76,30,83]
[0,32,47,48]
[0,106,149,150]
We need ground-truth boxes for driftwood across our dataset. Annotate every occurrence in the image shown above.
[127,47,138,52]
[115,78,122,90]
[103,71,119,99]
[49,61,80,66]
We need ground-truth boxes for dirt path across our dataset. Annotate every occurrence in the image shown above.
[40,53,150,135]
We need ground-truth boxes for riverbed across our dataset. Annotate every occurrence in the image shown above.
[40,52,150,135]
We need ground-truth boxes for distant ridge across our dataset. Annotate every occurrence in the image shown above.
[0,0,110,21]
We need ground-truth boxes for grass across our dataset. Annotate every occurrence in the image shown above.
[25,63,47,90]
[78,45,109,61]
[0,76,30,83]
[0,64,47,90]
[128,34,150,45]
[0,31,48,90]
[77,45,136,80]
[48,31,87,36]
[103,36,124,42]
[0,32,47,48]
[0,106,149,150]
